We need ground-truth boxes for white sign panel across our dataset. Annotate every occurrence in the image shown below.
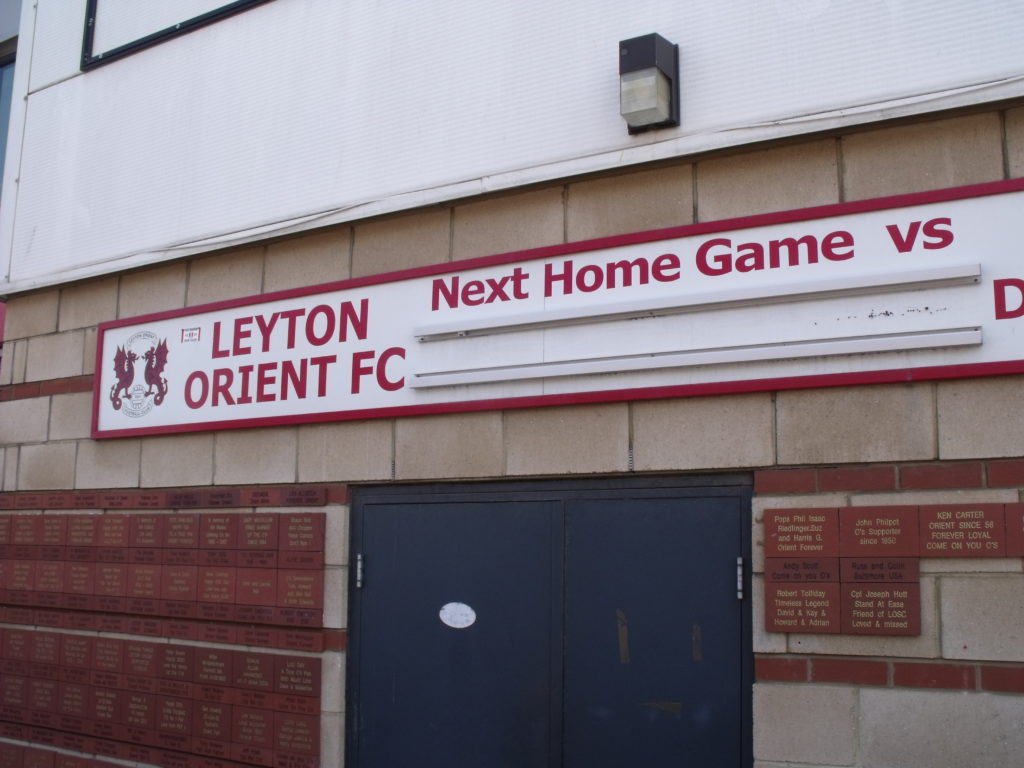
[93,181,1024,438]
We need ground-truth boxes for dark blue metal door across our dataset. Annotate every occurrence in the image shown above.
[348,478,751,768]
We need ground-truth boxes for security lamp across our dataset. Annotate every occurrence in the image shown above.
[619,33,679,134]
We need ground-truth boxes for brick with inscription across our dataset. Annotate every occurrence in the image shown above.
[161,565,198,602]
[162,546,198,566]
[39,515,66,546]
[278,514,325,553]
[66,515,97,546]
[274,656,321,697]
[765,582,841,634]
[3,628,30,660]
[194,700,232,743]
[100,492,135,509]
[0,516,9,543]
[124,640,160,680]
[200,514,238,549]
[195,649,232,687]
[919,504,1006,557]
[7,560,36,592]
[233,705,274,748]
[11,515,39,545]
[765,557,841,584]
[238,514,279,551]
[765,512,835,561]
[93,637,124,672]
[131,546,161,564]
[29,678,59,713]
[273,712,319,757]
[60,635,93,683]
[34,561,64,594]
[156,696,192,735]
[57,681,89,719]
[234,651,275,691]
[131,515,164,547]
[840,557,920,583]
[162,619,198,641]
[158,645,194,682]
[94,563,127,595]
[276,571,323,610]
[276,630,323,653]
[30,632,60,666]
[196,622,237,644]
[839,506,919,556]
[198,566,236,606]
[98,514,130,547]
[841,583,921,635]
[165,514,199,547]
[239,626,278,648]
[236,569,278,607]
[122,690,156,730]
[89,687,122,731]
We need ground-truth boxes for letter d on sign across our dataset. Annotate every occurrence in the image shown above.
[994,278,1024,319]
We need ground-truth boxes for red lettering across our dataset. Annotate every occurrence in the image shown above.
[211,369,235,406]
[255,313,279,352]
[432,277,460,310]
[351,351,376,394]
[281,359,307,400]
[236,364,253,404]
[256,363,277,402]
[211,322,229,358]
[305,304,335,346]
[922,217,954,250]
[278,308,305,348]
[376,347,405,391]
[886,221,922,253]
[576,264,604,292]
[461,280,486,306]
[184,371,208,409]
[651,254,680,281]
[994,278,1024,319]
[339,299,369,341]
[695,238,732,276]
[822,230,855,260]
[232,317,253,356]
[545,261,574,297]
[310,355,335,397]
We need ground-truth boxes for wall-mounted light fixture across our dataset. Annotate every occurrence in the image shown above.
[619,33,679,134]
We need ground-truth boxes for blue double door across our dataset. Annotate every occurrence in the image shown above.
[348,478,752,767]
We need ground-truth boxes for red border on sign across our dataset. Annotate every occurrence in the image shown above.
[92,178,1024,438]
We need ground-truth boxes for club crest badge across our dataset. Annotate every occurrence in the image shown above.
[109,330,169,418]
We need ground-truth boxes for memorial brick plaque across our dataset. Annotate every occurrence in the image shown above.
[165,515,199,548]
[200,515,238,550]
[274,712,319,758]
[158,645,194,681]
[12,516,39,545]
[94,564,127,595]
[765,582,841,633]
[1006,503,1024,556]
[197,622,237,644]
[239,626,277,648]
[841,583,921,635]
[764,508,839,557]
[156,696,192,734]
[198,567,236,604]
[919,504,1006,557]
[30,633,60,665]
[39,516,66,547]
[131,515,164,547]
[277,571,323,610]
[161,565,198,603]
[236,569,278,607]
[194,701,232,752]
[98,515,130,548]
[232,706,274,765]
[840,557,919,583]
[239,515,279,550]
[123,691,156,730]
[278,514,325,569]
[234,651,275,691]
[34,561,64,593]
[195,649,232,686]
[124,640,159,678]
[93,638,124,672]
[839,506,919,556]
[0,516,9,543]
[274,657,320,697]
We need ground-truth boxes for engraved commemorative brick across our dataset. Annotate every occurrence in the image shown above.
[765,582,841,634]
[235,569,278,607]
[919,504,1006,557]
[839,506,919,556]
[233,651,275,691]
[276,570,323,612]
[273,712,319,757]
[841,583,921,635]
[274,656,320,697]
[131,515,164,547]
[840,557,920,583]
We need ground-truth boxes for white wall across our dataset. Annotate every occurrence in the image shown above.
[2,0,1024,293]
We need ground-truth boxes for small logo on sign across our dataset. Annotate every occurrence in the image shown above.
[181,327,201,343]
[109,330,170,418]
